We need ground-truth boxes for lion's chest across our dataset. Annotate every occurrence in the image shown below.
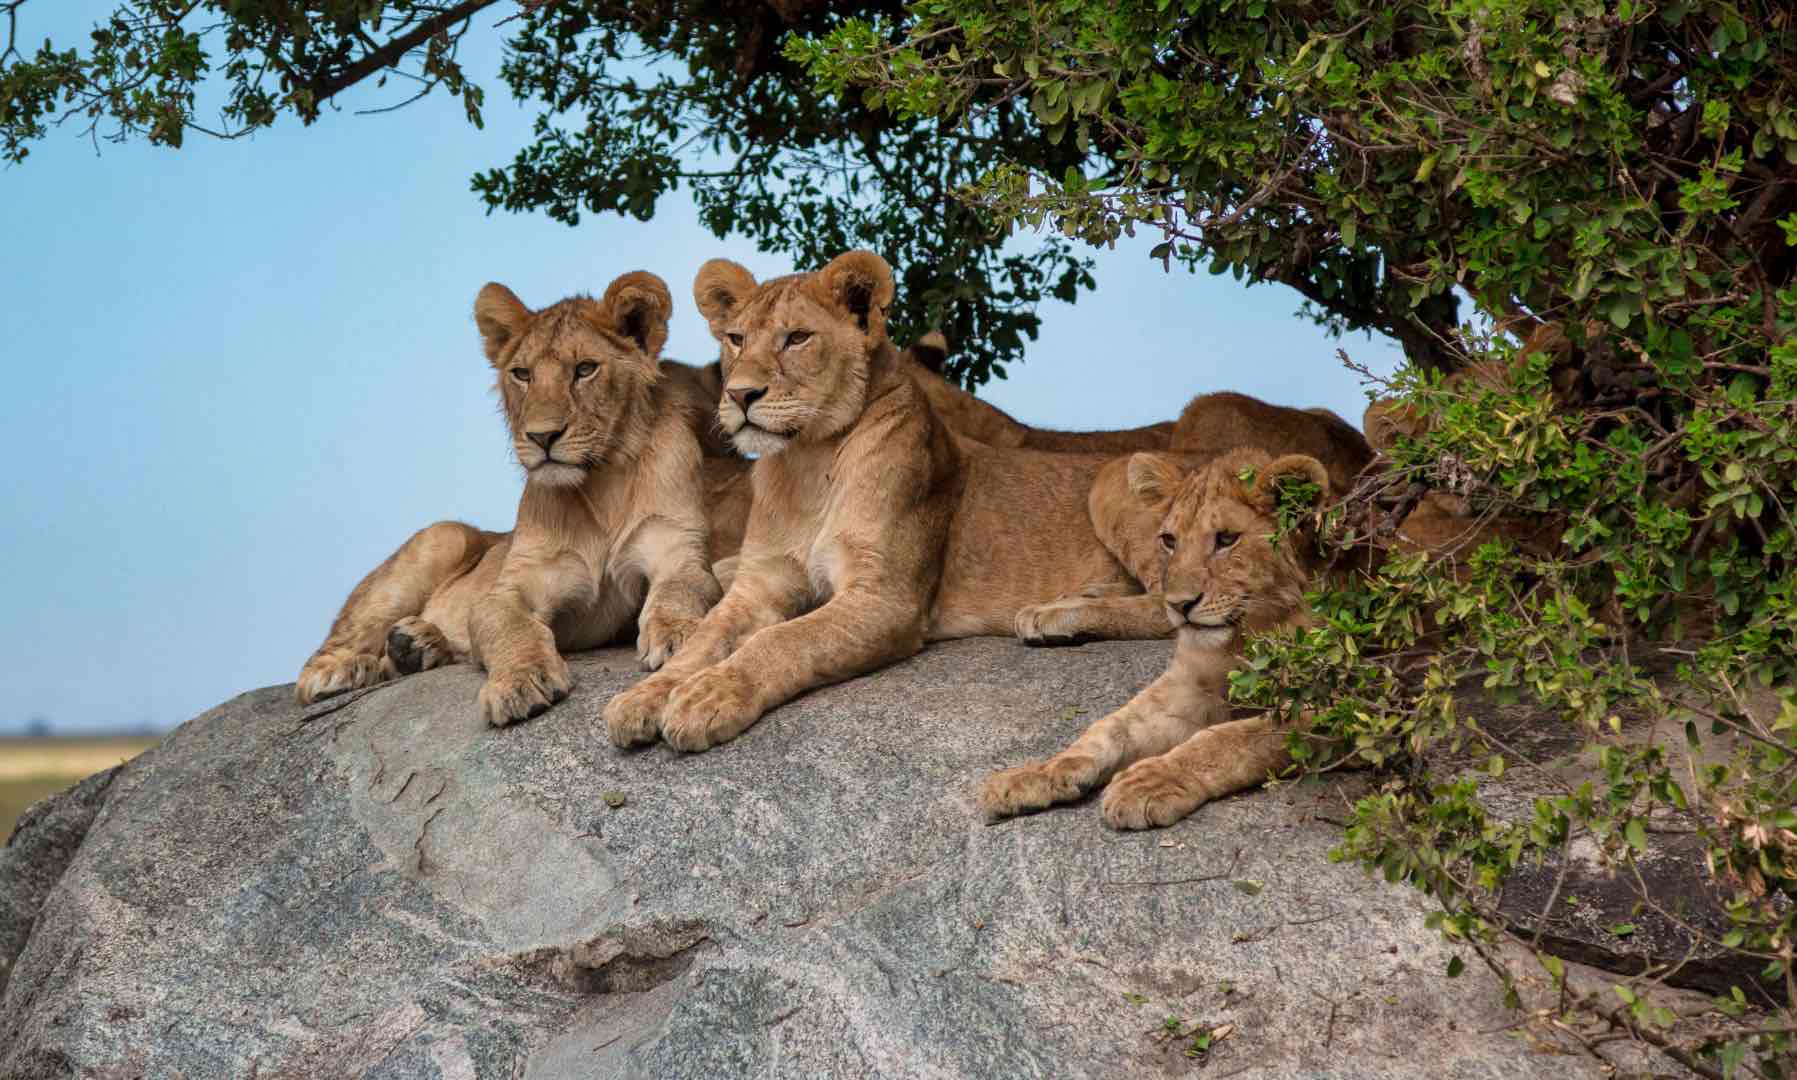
[760,447,856,603]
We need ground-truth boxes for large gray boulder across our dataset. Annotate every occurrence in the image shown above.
[1,640,1612,1078]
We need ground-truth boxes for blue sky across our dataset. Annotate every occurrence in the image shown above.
[0,5,1399,734]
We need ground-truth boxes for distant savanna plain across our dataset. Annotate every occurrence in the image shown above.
[0,737,157,837]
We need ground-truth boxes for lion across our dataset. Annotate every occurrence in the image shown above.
[980,449,1339,830]
[1359,341,1565,558]
[294,272,746,726]
[1005,388,1373,646]
[600,251,1205,753]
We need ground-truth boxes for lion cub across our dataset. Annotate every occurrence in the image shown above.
[1012,390,1371,646]
[295,272,736,726]
[981,449,1337,830]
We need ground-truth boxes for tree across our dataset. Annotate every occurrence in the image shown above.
[3,0,1466,380]
[0,0,1092,386]
[798,0,1797,1072]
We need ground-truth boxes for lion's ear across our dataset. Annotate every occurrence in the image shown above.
[1251,454,1331,512]
[1126,453,1185,506]
[904,330,950,374]
[1362,398,1424,454]
[693,259,757,341]
[816,250,895,337]
[599,271,673,357]
[474,283,532,364]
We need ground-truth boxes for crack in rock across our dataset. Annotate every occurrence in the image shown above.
[508,920,711,996]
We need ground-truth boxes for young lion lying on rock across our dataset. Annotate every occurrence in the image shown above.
[981,449,1340,830]
[295,272,743,726]
[1013,390,1371,645]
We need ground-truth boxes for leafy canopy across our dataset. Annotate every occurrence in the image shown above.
[799,0,1797,1071]
[0,0,1092,386]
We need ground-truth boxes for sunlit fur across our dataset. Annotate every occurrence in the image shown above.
[1134,449,1328,647]
[1012,396,1371,649]
[980,449,1338,831]
[295,273,742,726]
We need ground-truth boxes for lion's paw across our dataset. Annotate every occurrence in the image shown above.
[660,668,762,753]
[295,650,390,705]
[1100,757,1206,831]
[979,754,1097,821]
[1014,598,1097,646]
[604,676,676,748]
[636,611,700,672]
[387,617,453,676]
[478,654,574,728]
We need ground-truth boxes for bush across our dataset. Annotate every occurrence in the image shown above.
[799,1,1797,1071]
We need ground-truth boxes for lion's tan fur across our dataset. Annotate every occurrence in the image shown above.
[981,449,1338,830]
[295,273,739,725]
[1360,335,1565,558]
[1011,387,1373,645]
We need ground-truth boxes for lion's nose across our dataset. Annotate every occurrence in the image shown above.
[726,385,767,412]
[526,427,564,452]
[1169,593,1204,618]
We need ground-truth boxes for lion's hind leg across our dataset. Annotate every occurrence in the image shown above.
[980,665,1222,821]
[1101,714,1288,830]
[386,616,456,676]
[295,521,501,704]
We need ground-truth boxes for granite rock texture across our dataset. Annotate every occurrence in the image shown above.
[0,639,1609,1078]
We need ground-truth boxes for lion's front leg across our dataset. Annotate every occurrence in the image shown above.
[604,554,807,747]
[980,664,1220,821]
[1101,714,1288,830]
[468,589,574,728]
[467,548,593,728]
[658,586,926,753]
[631,522,725,671]
[1014,592,1173,645]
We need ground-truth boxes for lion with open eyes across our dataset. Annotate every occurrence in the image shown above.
[980,448,1338,830]
[294,272,742,725]
[601,251,1198,752]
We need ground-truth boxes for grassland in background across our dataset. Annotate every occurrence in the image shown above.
[0,736,159,838]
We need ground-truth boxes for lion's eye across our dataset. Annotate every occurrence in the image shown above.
[574,361,598,379]
[1158,532,1177,552]
[509,367,531,383]
[725,332,745,349]
[785,330,812,348]
[1215,530,1239,551]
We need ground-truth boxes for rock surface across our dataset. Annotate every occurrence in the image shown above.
[1,639,1620,1078]
[0,766,117,994]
